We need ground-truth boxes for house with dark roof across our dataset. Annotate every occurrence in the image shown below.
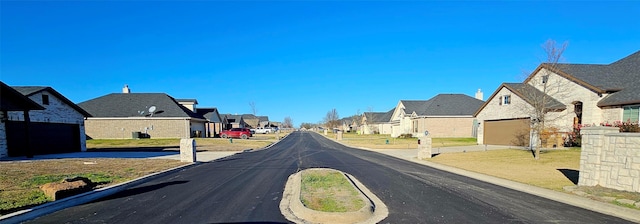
[389,94,484,138]
[221,114,248,129]
[337,115,360,133]
[196,107,223,137]
[78,87,206,139]
[258,116,270,128]
[361,108,394,134]
[1,82,91,158]
[475,50,640,147]
[241,114,260,129]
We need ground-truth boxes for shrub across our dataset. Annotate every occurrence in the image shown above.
[601,120,640,133]
[397,133,413,139]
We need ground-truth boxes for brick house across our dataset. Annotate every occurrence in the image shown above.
[1,82,91,158]
[475,50,640,147]
[79,87,206,139]
[390,94,484,138]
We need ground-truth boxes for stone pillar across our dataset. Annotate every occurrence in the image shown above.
[275,131,280,140]
[578,127,618,186]
[417,135,432,159]
[324,129,328,135]
[180,138,197,162]
[337,131,343,141]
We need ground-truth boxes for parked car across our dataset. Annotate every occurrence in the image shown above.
[251,127,273,134]
[220,128,252,139]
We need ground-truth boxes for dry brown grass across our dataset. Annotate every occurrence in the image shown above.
[88,138,275,152]
[0,158,186,215]
[428,149,580,191]
[324,132,477,149]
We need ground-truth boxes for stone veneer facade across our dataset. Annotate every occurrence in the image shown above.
[579,126,640,193]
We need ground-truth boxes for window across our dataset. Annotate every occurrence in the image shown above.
[542,75,549,84]
[503,95,511,105]
[623,106,640,123]
[42,95,49,105]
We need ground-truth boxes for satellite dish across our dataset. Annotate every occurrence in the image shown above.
[149,106,157,113]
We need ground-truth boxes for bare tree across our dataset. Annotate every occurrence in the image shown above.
[283,116,293,128]
[323,108,340,129]
[300,122,314,129]
[518,39,570,159]
[249,101,257,115]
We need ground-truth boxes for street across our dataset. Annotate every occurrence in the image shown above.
[28,132,632,223]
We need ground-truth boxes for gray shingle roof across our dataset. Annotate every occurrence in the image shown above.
[402,94,484,116]
[196,108,222,122]
[364,108,395,123]
[547,50,640,106]
[13,86,91,117]
[503,83,566,110]
[78,93,203,118]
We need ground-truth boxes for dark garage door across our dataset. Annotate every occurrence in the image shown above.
[6,121,80,157]
[484,118,530,147]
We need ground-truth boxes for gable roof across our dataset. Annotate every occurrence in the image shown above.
[196,107,222,122]
[0,81,44,111]
[12,86,91,117]
[257,116,269,122]
[473,83,566,117]
[503,83,566,110]
[401,94,484,117]
[78,93,203,119]
[526,50,640,107]
[363,108,395,123]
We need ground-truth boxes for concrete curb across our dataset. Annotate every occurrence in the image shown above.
[0,162,197,224]
[324,136,640,223]
[279,168,388,224]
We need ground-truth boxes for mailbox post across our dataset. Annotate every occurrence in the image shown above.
[417,131,432,159]
[180,138,197,162]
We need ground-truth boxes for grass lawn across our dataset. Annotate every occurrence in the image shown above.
[0,159,187,215]
[427,148,581,191]
[300,169,365,212]
[87,138,276,151]
[324,132,477,149]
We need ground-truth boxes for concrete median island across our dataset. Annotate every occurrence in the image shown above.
[280,168,388,224]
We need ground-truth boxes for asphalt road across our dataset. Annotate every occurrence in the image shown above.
[28,132,632,223]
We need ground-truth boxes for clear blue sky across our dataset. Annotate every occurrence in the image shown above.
[2,1,639,127]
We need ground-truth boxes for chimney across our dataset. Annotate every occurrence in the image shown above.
[122,85,131,93]
[475,89,483,101]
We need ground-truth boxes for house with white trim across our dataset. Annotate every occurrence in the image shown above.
[390,94,484,138]
[475,50,640,147]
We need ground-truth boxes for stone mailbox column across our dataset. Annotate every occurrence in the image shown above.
[180,138,197,162]
[276,131,280,140]
[417,133,432,159]
[578,126,619,187]
[324,129,328,135]
[337,131,343,141]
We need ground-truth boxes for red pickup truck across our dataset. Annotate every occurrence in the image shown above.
[220,128,252,139]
